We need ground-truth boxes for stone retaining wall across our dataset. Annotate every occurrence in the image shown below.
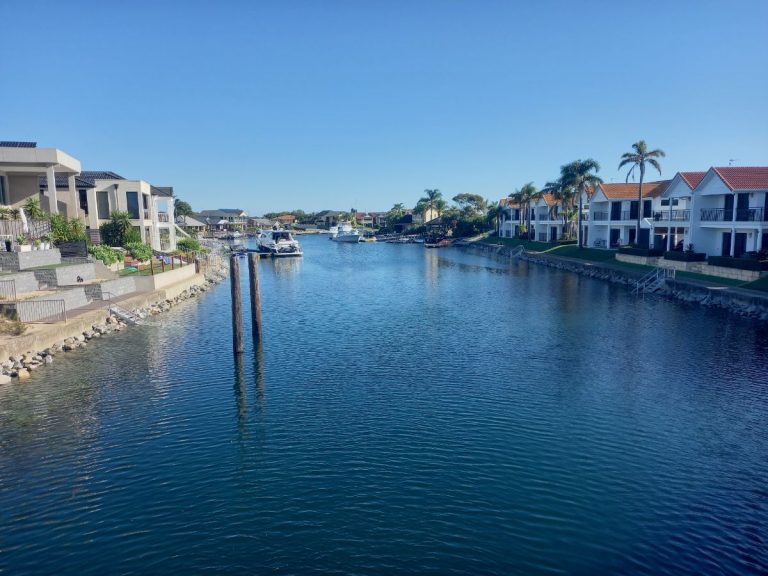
[84,277,137,300]
[0,249,61,271]
[0,272,40,295]
[658,258,763,282]
[33,263,97,287]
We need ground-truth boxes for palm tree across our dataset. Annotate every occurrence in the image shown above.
[509,182,538,239]
[541,177,575,239]
[619,140,665,244]
[418,189,442,223]
[560,160,603,248]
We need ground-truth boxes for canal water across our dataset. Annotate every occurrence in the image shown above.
[1,236,767,575]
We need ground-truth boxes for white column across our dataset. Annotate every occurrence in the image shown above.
[67,174,79,220]
[46,166,58,214]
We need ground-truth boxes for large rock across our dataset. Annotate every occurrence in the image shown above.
[0,374,11,384]
[16,369,30,380]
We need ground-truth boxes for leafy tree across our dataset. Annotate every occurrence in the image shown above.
[177,237,202,252]
[88,244,124,265]
[560,159,603,248]
[452,193,487,217]
[174,198,194,218]
[541,177,575,239]
[619,140,665,243]
[100,211,141,247]
[385,203,405,226]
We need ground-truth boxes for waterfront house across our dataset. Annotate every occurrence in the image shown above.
[198,209,248,232]
[0,141,81,217]
[690,167,768,257]
[177,214,206,235]
[276,214,296,227]
[76,171,177,251]
[354,212,375,227]
[315,210,343,228]
[498,197,523,238]
[531,193,563,242]
[650,171,706,252]
[584,180,670,248]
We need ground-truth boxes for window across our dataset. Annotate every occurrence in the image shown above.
[79,190,89,215]
[661,199,670,207]
[0,175,6,204]
[126,192,140,219]
[97,191,110,219]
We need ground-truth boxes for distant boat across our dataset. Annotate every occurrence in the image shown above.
[330,222,363,243]
[424,239,452,248]
[257,229,303,256]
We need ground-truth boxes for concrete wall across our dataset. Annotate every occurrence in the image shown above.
[33,263,96,286]
[6,174,39,206]
[84,277,137,300]
[133,264,196,292]
[0,248,62,271]
[0,272,40,295]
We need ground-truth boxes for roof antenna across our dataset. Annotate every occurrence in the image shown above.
[728,158,738,166]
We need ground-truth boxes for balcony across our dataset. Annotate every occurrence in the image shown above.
[592,211,608,221]
[612,211,639,221]
[143,209,151,220]
[157,212,170,223]
[653,209,690,222]
[700,207,765,222]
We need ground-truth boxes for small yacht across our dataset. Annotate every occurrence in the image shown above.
[330,222,363,243]
[257,228,303,256]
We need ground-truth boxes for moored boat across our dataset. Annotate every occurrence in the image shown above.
[256,229,303,256]
[330,222,363,243]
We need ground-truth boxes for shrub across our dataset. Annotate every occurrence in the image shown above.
[100,211,141,247]
[49,214,87,244]
[0,315,26,336]
[664,251,706,262]
[708,256,768,271]
[125,242,153,262]
[177,237,202,252]
[89,244,124,265]
[618,246,664,257]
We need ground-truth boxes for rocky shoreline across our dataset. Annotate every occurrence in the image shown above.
[462,242,768,322]
[0,266,229,383]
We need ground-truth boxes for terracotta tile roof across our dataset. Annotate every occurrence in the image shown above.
[711,166,768,190]
[678,171,706,189]
[500,198,520,208]
[598,180,671,200]
[540,193,558,206]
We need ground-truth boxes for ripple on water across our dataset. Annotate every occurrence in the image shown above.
[1,237,767,575]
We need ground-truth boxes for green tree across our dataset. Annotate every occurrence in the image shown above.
[385,203,405,227]
[509,182,538,239]
[174,198,194,218]
[560,159,603,248]
[100,211,141,247]
[541,177,575,239]
[619,140,665,244]
[417,189,442,223]
[452,193,487,217]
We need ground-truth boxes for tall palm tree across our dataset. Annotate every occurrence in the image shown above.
[418,189,442,223]
[560,160,603,248]
[619,140,665,243]
[509,182,538,239]
[541,177,575,239]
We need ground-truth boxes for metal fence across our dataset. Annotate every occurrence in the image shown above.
[0,279,16,302]
[15,299,67,323]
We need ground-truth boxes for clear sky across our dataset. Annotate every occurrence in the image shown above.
[2,0,767,215]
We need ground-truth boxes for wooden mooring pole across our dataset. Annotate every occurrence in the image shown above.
[230,254,244,355]
[248,252,263,342]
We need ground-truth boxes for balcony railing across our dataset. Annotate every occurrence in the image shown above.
[612,211,639,221]
[143,209,151,220]
[157,212,170,223]
[700,207,765,222]
[653,209,691,222]
[592,211,608,221]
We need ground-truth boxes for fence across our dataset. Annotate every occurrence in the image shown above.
[0,279,16,302]
[15,299,67,323]
[0,218,52,240]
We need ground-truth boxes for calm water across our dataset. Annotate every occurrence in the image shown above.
[1,236,767,575]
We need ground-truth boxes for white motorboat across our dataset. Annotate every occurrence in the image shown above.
[257,229,303,256]
[330,222,363,243]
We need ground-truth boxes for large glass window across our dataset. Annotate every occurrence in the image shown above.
[0,175,6,204]
[79,190,89,215]
[126,192,140,219]
[97,191,110,219]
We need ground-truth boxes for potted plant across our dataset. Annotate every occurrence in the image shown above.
[40,234,51,250]
[33,239,42,251]
[14,234,31,252]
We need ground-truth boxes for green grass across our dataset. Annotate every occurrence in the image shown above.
[675,271,745,286]
[118,261,188,277]
[741,276,768,292]
[479,235,555,252]
[542,245,617,261]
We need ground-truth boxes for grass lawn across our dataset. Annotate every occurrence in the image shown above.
[675,271,745,287]
[741,276,768,292]
[542,245,617,262]
[118,261,179,277]
[479,235,550,252]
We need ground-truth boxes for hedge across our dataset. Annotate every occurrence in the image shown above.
[663,251,706,262]
[707,256,768,271]
[618,247,664,257]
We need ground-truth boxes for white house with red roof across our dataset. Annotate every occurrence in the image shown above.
[650,171,706,252]
[690,167,768,257]
[498,197,523,238]
[583,180,670,248]
[530,193,563,242]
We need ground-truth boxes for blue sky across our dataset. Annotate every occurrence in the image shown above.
[2,0,767,214]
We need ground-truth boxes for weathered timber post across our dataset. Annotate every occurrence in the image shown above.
[230,254,244,355]
[248,252,262,342]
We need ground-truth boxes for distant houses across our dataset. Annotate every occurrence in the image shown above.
[196,208,249,232]
[501,166,768,260]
